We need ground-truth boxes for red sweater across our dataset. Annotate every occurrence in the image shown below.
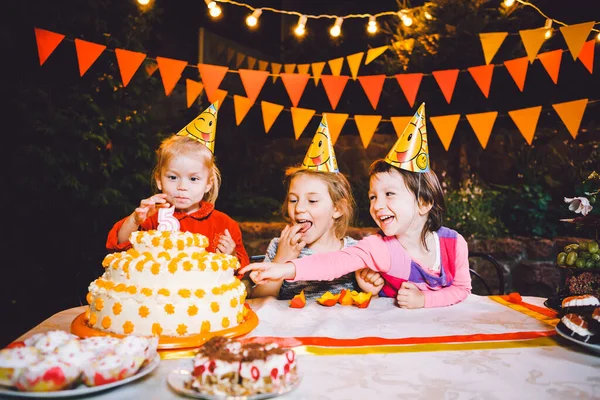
[106,202,249,267]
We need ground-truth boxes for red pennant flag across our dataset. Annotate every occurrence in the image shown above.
[320,75,349,110]
[34,28,65,66]
[156,56,187,96]
[503,56,529,92]
[395,73,423,108]
[537,49,562,84]
[74,39,106,77]
[186,79,203,108]
[432,69,459,104]
[467,65,494,98]
[198,63,229,103]
[238,69,269,105]
[115,49,146,87]
[280,73,310,107]
[578,40,594,74]
[358,75,386,110]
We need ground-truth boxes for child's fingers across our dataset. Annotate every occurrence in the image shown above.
[373,277,385,286]
[279,225,291,240]
[223,229,232,238]
[238,263,263,276]
[290,231,304,247]
[400,282,417,290]
[358,269,369,279]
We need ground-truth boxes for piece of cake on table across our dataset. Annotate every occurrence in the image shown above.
[86,230,247,337]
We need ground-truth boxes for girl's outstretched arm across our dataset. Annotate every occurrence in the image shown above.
[238,262,296,285]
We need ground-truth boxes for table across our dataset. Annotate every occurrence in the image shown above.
[11,295,600,399]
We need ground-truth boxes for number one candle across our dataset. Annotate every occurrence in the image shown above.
[157,206,180,232]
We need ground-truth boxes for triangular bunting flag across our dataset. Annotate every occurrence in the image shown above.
[466,111,498,149]
[354,115,382,148]
[432,69,459,104]
[328,57,344,76]
[358,75,386,110]
[297,64,310,75]
[258,60,269,71]
[226,48,235,64]
[320,75,349,110]
[503,57,529,92]
[311,62,326,86]
[145,60,158,77]
[552,98,588,139]
[537,49,562,84]
[390,116,412,138]
[246,56,256,70]
[430,114,460,151]
[479,32,508,65]
[280,73,310,107]
[238,69,269,104]
[365,45,389,65]
[347,52,364,80]
[323,113,349,145]
[235,53,246,68]
[261,101,284,133]
[560,21,595,60]
[233,95,253,126]
[198,63,229,103]
[209,89,228,106]
[216,42,226,57]
[115,48,146,87]
[34,28,65,66]
[578,40,594,74]
[186,79,203,108]
[508,106,542,145]
[284,64,297,73]
[519,27,548,63]
[74,39,106,77]
[271,62,282,83]
[395,73,423,107]
[156,57,187,96]
[467,64,494,98]
[290,107,316,140]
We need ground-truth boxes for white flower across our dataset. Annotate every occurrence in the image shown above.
[564,197,593,216]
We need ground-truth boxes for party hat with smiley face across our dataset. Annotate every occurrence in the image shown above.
[301,114,339,173]
[176,101,219,153]
[384,102,429,173]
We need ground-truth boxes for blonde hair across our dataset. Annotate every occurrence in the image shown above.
[282,168,356,239]
[152,135,221,204]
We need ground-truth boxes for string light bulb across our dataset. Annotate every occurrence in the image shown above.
[398,10,413,27]
[294,15,307,36]
[246,9,262,27]
[504,0,515,6]
[330,17,343,37]
[543,18,552,39]
[204,0,216,9]
[597,32,600,41]
[137,0,150,5]
[209,5,222,17]
[367,16,378,34]
[424,11,433,20]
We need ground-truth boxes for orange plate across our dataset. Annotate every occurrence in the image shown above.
[71,304,259,350]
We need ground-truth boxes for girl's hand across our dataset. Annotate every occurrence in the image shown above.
[272,225,306,263]
[237,262,296,285]
[396,282,425,309]
[132,194,169,225]
[216,229,236,256]
[355,269,384,295]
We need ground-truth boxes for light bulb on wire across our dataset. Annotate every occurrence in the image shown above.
[424,11,433,20]
[330,17,343,37]
[209,5,222,18]
[543,18,552,39]
[504,0,515,6]
[367,16,378,34]
[205,0,216,9]
[295,15,307,37]
[398,10,413,27]
[597,32,600,41]
[137,0,150,5]
[246,9,262,27]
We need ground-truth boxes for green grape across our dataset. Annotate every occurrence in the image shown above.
[585,260,595,268]
[556,252,567,266]
[588,241,599,254]
[591,253,600,262]
[579,242,589,251]
[575,259,586,268]
[566,251,578,266]
[579,251,590,260]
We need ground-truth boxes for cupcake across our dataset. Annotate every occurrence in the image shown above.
[0,347,41,387]
[54,340,96,368]
[15,356,80,392]
[115,336,158,366]
[81,353,141,387]
[25,331,79,355]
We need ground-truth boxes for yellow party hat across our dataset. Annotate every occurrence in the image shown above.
[301,114,339,173]
[385,102,429,172]
[176,101,219,152]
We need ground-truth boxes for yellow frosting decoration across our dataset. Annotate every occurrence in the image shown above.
[94,297,104,311]
[195,289,205,299]
[141,288,152,297]
[211,262,219,272]
[114,283,127,292]
[230,297,238,308]
[158,288,170,296]
[179,289,191,298]
[211,302,219,313]
[85,308,90,320]
[126,248,140,258]
[158,251,171,260]
[151,237,160,246]
[102,316,111,329]
[89,312,97,326]
[139,306,150,318]
[152,323,163,336]
[177,324,188,336]
[182,260,193,271]
[135,260,146,272]
[177,239,185,251]
[151,263,160,275]
[168,261,178,274]
[143,251,152,259]
[123,321,134,334]
[165,304,175,314]
[126,286,137,295]
[201,321,211,333]
[86,292,93,304]
[237,311,244,323]
[113,302,122,315]
[188,305,198,316]
[222,317,230,328]
[164,238,173,250]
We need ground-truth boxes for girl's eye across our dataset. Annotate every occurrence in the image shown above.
[167,175,176,180]
[309,200,318,204]
[190,177,199,182]
[386,192,395,196]
[288,199,297,203]
[368,195,376,201]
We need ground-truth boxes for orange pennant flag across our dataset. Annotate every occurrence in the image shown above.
[246,56,256,70]
[34,28,65,66]
[261,101,284,133]
[320,75,349,110]
[233,95,253,126]
[238,69,269,104]
[430,114,460,151]
[537,49,562,84]
[311,62,326,86]
[347,52,364,80]
[297,64,310,75]
[358,75,386,110]
[519,27,547,63]
[354,115,382,148]
[503,57,529,92]
[271,62,282,83]
[226,48,235,64]
[209,89,228,106]
[479,32,508,65]
[560,21,595,60]
[235,53,246,68]
[74,39,106,77]
[156,56,187,96]
[365,45,389,65]
[467,64,494,98]
[290,107,316,140]
[258,60,269,71]
[390,116,412,137]
[284,64,297,73]
[186,79,204,108]
[395,73,423,107]
[280,73,310,107]
[323,113,349,145]
[508,106,542,145]
[466,111,498,149]
[578,40,594,74]
[552,99,588,139]
[115,49,146,87]
[198,63,229,103]
[432,69,459,104]
[145,60,158,77]
[328,57,344,76]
